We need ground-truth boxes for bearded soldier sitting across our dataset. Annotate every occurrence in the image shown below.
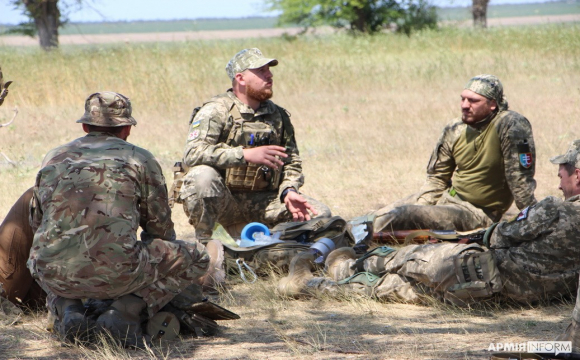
[174,48,331,242]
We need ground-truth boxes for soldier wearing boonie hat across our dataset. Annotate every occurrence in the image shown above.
[76,91,137,127]
[369,74,537,236]
[21,91,216,347]
[176,48,331,242]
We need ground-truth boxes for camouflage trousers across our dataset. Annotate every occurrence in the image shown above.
[372,190,496,233]
[180,165,331,239]
[0,188,46,309]
[332,242,499,305]
[37,239,209,318]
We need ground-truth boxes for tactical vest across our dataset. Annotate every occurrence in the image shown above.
[452,112,513,214]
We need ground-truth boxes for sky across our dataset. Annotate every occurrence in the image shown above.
[0,0,553,25]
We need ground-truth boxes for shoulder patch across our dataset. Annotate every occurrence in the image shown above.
[517,140,533,169]
[191,120,201,128]
[516,206,532,221]
[188,129,200,141]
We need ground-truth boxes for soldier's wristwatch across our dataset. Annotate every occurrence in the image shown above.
[280,187,297,202]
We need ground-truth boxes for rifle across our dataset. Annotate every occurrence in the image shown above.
[373,229,486,246]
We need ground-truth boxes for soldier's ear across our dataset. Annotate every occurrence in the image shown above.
[235,72,245,86]
[574,168,580,185]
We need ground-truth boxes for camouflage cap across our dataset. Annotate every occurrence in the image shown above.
[225,48,278,81]
[464,74,509,111]
[76,92,137,127]
[550,140,580,168]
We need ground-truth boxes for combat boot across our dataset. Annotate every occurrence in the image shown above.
[96,294,147,349]
[54,297,96,344]
[170,284,204,311]
[199,239,226,294]
[278,251,317,297]
[325,247,357,281]
[170,284,218,337]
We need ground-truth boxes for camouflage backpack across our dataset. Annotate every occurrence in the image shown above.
[223,216,355,280]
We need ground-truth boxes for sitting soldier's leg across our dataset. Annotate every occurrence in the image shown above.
[133,239,210,317]
[181,165,242,241]
[0,188,46,308]
[373,203,492,233]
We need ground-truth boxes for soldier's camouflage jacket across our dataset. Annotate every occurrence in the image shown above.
[182,90,304,197]
[418,110,537,218]
[27,132,175,288]
[490,195,580,302]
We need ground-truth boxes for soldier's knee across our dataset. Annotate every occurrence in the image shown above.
[182,165,226,199]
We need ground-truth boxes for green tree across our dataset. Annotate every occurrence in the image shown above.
[8,0,85,50]
[266,0,437,35]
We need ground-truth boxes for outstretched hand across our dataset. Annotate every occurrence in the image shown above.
[284,191,318,222]
[243,145,287,169]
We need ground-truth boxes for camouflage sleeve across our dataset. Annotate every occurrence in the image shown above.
[489,196,560,248]
[139,155,176,242]
[496,111,537,210]
[277,108,304,195]
[416,121,463,205]
[182,101,246,169]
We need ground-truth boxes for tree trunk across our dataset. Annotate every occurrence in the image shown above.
[472,0,489,28]
[23,0,60,50]
[352,7,367,32]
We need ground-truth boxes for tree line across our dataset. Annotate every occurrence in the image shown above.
[6,0,492,51]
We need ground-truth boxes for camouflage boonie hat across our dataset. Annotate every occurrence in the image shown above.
[550,140,580,168]
[464,74,509,111]
[76,92,137,127]
[225,48,278,81]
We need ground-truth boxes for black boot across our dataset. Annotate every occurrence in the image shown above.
[95,294,148,349]
[54,297,96,344]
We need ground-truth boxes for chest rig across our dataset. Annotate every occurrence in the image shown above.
[224,103,285,192]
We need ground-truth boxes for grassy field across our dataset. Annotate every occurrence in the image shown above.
[0,1,578,35]
[1,23,580,358]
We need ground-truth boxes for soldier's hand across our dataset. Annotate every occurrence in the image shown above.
[284,191,318,222]
[243,145,287,169]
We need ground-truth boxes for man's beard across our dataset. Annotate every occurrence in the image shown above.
[247,85,273,103]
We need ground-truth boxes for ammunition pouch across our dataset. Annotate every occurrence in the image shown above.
[225,163,281,192]
[447,248,502,302]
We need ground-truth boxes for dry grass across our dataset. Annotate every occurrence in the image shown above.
[1,23,580,359]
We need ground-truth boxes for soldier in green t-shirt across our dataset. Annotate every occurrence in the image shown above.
[371,75,537,233]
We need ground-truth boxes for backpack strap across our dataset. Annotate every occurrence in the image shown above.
[225,102,244,146]
[276,105,295,145]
